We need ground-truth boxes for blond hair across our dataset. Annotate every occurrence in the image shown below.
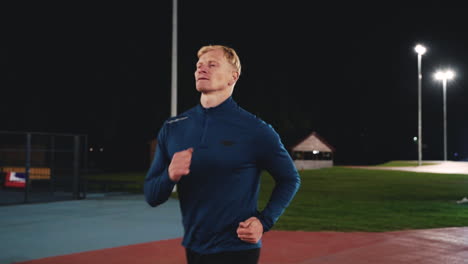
[197,45,241,76]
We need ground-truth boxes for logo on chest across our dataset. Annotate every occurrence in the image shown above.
[221,140,235,146]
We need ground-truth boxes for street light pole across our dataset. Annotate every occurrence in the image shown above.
[171,0,178,193]
[417,53,423,166]
[171,0,178,117]
[442,78,447,161]
[435,70,454,161]
[415,44,426,166]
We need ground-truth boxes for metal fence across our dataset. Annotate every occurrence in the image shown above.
[0,131,88,205]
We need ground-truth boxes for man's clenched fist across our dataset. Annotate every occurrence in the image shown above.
[168,148,193,182]
[237,217,263,244]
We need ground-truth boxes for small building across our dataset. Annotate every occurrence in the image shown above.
[290,131,335,170]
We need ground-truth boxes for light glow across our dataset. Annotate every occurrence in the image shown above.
[414,44,427,55]
[446,70,455,80]
[435,70,456,81]
[435,71,445,80]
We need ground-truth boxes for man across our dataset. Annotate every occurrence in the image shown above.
[145,45,300,264]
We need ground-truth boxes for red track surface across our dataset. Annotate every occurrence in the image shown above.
[15,227,468,264]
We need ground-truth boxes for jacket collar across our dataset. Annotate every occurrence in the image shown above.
[197,96,237,114]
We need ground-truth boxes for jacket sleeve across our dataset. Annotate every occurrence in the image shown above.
[144,123,177,207]
[255,123,301,232]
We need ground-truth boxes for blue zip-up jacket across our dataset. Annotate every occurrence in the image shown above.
[145,97,300,254]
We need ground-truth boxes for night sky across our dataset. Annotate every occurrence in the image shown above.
[2,1,468,171]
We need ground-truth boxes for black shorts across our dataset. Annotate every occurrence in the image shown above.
[185,247,260,264]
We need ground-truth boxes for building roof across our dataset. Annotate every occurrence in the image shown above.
[291,132,335,152]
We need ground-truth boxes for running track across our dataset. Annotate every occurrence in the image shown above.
[13,228,468,264]
[4,162,468,264]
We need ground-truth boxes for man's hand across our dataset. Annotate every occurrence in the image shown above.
[236,217,263,244]
[168,148,193,182]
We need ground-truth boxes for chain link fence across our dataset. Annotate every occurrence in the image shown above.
[0,131,88,205]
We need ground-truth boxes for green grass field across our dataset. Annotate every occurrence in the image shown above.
[88,166,468,232]
[260,167,468,232]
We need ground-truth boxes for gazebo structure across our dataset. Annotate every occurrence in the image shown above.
[290,131,335,170]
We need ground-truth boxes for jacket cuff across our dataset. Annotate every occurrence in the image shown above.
[255,211,272,232]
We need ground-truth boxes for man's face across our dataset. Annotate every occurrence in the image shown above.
[195,49,237,93]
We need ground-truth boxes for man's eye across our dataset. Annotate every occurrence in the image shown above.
[209,64,216,67]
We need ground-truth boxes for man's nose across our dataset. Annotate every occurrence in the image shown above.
[197,65,208,73]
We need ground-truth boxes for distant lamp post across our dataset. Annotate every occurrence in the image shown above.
[434,69,455,161]
[414,44,427,166]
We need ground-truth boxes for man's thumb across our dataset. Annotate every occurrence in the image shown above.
[239,221,249,228]
[187,147,194,153]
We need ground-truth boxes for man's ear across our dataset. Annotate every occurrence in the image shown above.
[229,71,239,85]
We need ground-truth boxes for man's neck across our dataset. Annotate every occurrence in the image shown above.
[200,89,233,108]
